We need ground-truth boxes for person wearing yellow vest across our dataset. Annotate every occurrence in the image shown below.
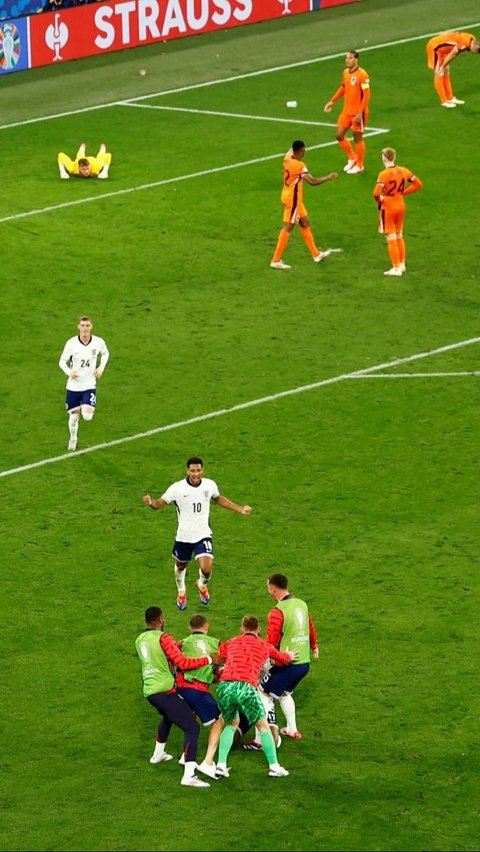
[176,614,224,780]
[253,574,318,746]
[135,606,221,788]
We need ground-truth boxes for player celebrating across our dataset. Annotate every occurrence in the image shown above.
[373,147,422,277]
[58,143,111,179]
[143,457,252,611]
[58,316,109,451]
[324,50,370,174]
[215,615,297,779]
[426,31,480,107]
[135,606,221,788]
[176,614,224,780]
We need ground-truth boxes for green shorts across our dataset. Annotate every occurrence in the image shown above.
[216,680,265,725]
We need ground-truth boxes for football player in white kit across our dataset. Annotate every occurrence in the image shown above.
[59,316,109,451]
[143,457,252,610]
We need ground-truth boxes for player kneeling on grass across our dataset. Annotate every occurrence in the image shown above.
[214,615,298,780]
[58,143,111,179]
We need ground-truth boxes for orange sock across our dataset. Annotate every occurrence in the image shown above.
[355,140,366,168]
[396,237,406,264]
[339,138,355,161]
[387,240,401,268]
[434,76,447,103]
[300,226,319,258]
[272,229,290,263]
[443,75,453,100]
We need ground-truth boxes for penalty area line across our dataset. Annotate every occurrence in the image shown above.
[1,335,479,480]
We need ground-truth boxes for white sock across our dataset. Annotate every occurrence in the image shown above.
[68,412,79,440]
[174,566,186,593]
[182,760,196,781]
[153,740,165,758]
[257,690,276,741]
[197,569,209,588]
[279,693,297,732]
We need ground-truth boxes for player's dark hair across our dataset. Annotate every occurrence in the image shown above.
[268,573,289,589]
[78,315,92,323]
[187,456,203,467]
[292,140,305,152]
[145,606,162,624]
[78,158,90,167]
[349,50,359,59]
[190,614,208,630]
[242,615,259,632]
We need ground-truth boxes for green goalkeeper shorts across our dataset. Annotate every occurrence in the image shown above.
[216,680,265,725]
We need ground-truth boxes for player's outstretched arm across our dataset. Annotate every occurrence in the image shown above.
[214,495,253,514]
[305,172,338,187]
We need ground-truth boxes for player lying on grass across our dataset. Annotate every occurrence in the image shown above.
[58,143,111,179]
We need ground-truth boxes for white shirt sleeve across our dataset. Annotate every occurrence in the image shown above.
[161,483,178,505]
[97,337,110,371]
[59,341,72,377]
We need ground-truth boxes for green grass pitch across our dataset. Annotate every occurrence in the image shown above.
[1,0,480,849]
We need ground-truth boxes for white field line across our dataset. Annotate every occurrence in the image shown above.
[1,336,478,480]
[1,22,479,131]
[0,130,387,225]
[119,101,388,132]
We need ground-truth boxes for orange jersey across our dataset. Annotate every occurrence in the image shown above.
[373,166,421,211]
[280,151,309,207]
[333,66,370,114]
[374,165,422,235]
[427,31,475,69]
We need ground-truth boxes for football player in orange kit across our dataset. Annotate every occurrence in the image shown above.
[373,148,423,277]
[324,50,370,174]
[270,140,338,270]
[426,31,480,107]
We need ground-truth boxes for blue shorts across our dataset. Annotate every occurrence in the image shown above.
[65,388,97,412]
[176,687,220,725]
[260,662,310,699]
[172,538,214,563]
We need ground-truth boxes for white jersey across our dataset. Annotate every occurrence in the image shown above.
[59,335,109,391]
[161,477,220,543]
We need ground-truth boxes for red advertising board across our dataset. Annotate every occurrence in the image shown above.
[29,0,314,67]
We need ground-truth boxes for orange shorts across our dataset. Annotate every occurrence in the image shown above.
[337,110,368,132]
[379,207,405,235]
[427,40,451,71]
[282,200,307,224]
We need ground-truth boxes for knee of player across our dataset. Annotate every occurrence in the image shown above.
[81,407,95,421]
